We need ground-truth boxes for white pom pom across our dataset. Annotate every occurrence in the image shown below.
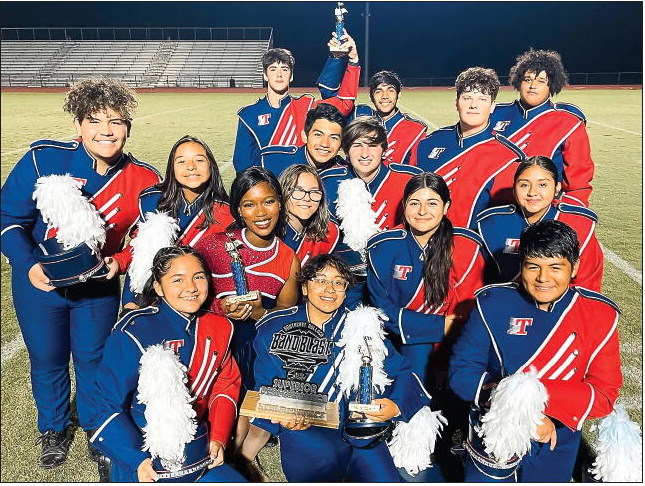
[137,344,197,471]
[128,211,180,294]
[33,174,106,253]
[336,305,392,397]
[335,178,380,252]
[388,406,447,476]
[589,403,642,482]
[479,367,548,464]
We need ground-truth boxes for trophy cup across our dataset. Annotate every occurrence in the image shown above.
[343,338,392,444]
[224,234,260,304]
[329,2,350,57]
[240,321,340,428]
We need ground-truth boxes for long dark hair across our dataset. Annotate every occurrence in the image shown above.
[157,135,229,230]
[136,246,210,308]
[403,172,454,310]
[279,164,330,242]
[228,166,287,238]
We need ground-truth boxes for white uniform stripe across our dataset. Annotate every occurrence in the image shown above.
[194,353,218,397]
[97,193,122,214]
[548,350,578,380]
[537,332,576,378]
[191,337,211,392]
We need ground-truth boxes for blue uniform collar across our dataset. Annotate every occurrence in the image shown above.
[382,109,403,130]
[264,93,293,109]
[180,192,205,217]
[454,121,493,148]
[514,98,553,119]
[517,203,558,226]
[79,142,128,176]
[349,162,388,193]
[518,284,575,313]
[301,145,344,172]
[157,298,197,333]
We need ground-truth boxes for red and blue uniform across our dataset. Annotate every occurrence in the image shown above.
[232,59,360,172]
[283,220,340,267]
[477,203,604,291]
[366,226,485,384]
[252,305,432,482]
[121,186,235,306]
[260,144,346,177]
[490,99,594,207]
[194,228,297,391]
[409,125,526,229]
[0,139,160,434]
[89,300,244,482]
[449,283,621,481]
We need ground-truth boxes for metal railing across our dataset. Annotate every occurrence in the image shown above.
[0,27,272,42]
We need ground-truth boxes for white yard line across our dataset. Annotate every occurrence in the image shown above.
[601,245,642,286]
[587,120,642,137]
[397,103,440,131]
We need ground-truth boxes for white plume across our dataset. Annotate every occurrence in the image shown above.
[335,178,380,252]
[337,305,392,397]
[589,403,642,482]
[388,406,447,476]
[128,211,180,294]
[478,367,548,464]
[32,174,106,253]
[137,344,197,471]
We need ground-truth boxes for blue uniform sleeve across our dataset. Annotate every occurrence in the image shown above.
[90,330,150,473]
[381,340,431,422]
[468,179,494,230]
[232,118,261,173]
[316,57,348,99]
[366,249,445,344]
[448,301,496,406]
[121,273,136,307]
[0,151,41,276]
[251,325,283,436]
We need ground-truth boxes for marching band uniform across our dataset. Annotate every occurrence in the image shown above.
[321,163,422,307]
[232,60,360,173]
[409,124,526,229]
[366,226,486,384]
[194,228,297,391]
[490,99,595,207]
[121,186,235,306]
[251,305,434,482]
[89,300,244,482]
[449,283,622,481]
[283,219,341,267]
[0,139,160,434]
[260,144,346,176]
[477,203,604,291]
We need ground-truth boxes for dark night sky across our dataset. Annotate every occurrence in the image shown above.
[1,1,642,86]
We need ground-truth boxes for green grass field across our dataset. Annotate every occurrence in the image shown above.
[1,87,642,482]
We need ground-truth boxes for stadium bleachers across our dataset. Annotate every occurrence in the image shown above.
[1,39,269,88]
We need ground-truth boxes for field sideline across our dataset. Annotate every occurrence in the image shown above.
[1,88,642,482]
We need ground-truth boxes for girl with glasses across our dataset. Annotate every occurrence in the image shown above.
[476,155,603,291]
[279,164,340,266]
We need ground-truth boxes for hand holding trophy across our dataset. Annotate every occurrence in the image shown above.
[221,233,262,320]
[328,2,359,62]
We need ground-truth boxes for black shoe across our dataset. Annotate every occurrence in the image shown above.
[264,435,279,448]
[97,454,112,482]
[35,428,73,469]
[86,429,102,462]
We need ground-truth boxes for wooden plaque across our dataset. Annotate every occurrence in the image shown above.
[240,391,340,429]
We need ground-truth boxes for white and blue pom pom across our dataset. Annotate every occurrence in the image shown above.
[335,178,380,252]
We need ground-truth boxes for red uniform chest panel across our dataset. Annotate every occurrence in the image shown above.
[384,120,426,166]
[520,296,615,382]
[91,162,160,254]
[269,96,315,147]
[372,171,413,230]
[297,221,340,265]
[178,204,235,248]
[507,111,581,156]
[187,313,234,417]
[435,142,517,227]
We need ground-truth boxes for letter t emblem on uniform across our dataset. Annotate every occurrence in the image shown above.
[507,317,533,336]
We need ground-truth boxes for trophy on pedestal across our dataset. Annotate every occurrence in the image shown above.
[329,2,350,57]
[343,338,393,444]
[224,234,260,304]
[240,321,340,428]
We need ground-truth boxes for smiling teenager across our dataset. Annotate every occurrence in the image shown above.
[450,220,621,482]
[477,156,604,290]
[0,77,161,468]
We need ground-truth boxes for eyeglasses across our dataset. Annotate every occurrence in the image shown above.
[309,276,349,292]
[291,188,323,202]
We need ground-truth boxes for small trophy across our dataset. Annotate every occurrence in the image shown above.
[329,2,350,57]
[224,234,260,304]
[240,321,340,428]
[343,338,392,441]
